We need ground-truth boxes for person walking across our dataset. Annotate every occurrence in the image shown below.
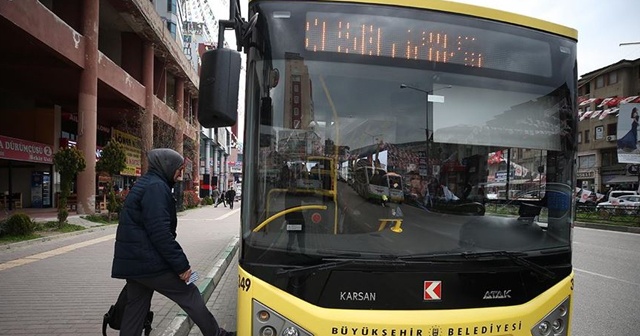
[214,188,226,207]
[211,188,222,207]
[225,188,237,209]
[111,148,235,336]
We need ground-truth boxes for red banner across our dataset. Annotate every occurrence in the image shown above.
[0,135,53,164]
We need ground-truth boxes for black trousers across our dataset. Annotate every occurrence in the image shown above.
[120,272,224,336]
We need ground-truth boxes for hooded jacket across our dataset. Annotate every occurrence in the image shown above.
[111,148,190,279]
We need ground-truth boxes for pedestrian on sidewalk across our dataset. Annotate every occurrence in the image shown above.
[225,188,236,209]
[215,188,226,207]
[111,148,235,336]
[211,188,221,207]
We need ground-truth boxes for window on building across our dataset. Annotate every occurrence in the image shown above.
[607,123,617,136]
[167,0,177,13]
[584,129,590,143]
[167,21,177,39]
[601,150,618,167]
[578,132,582,144]
[578,155,596,169]
[608,71,617,85]
[595,76,604,89]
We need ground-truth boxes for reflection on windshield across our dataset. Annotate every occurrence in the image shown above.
[246,55,574,263]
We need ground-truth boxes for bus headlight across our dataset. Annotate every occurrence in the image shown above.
[253,300,313,336]
[531,297,570,336]
[282,326,300,336]
[260,326,276,336]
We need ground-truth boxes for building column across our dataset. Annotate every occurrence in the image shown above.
[76,0,99,214]
[174,78,185,155]
[52,105,62,202]
[141,42,154,174]
[205,139,212,175]
[192,99,200,184]
[213,146,219,190]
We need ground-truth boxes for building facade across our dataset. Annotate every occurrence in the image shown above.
[182,0,240,197]
[0,0,203,213]
[577,58,640,193]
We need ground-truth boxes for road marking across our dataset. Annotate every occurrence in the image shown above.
[216,208,240,220]
[574,268,640,287]
[179,209,240,221]
[0,234,115,271]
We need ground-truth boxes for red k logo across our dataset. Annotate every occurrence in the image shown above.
[424,281,442,300]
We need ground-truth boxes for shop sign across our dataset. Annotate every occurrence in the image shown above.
[62,113,111,133]
[111,129,142,176]
[0,135,53,164]
[576,171,595,178]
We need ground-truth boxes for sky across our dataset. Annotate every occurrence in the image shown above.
[449,0,640,77]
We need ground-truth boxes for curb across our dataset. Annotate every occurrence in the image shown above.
[1,224,115,250]
[160,236,240,336]
[574,221,640,234]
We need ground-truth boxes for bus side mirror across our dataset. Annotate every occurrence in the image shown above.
[198,48,241,127]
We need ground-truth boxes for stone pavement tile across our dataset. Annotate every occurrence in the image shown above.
[0,205,240,336]
[188,255,239,336]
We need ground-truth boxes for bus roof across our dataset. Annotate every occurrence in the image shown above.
[250,0,577,40]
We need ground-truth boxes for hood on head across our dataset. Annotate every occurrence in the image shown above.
[147,148,184,184]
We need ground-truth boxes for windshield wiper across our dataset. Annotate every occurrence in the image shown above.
[276,258,406,277]
[460,251,556,280]
[397,250,556,280]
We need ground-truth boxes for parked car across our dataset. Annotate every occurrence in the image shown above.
[604,190,638,203]
[596,195,640,215]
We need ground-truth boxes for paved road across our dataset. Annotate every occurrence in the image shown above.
[572,227,640,336]
[0,205,240,336]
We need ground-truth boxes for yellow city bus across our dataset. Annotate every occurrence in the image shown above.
[198,0,577,335]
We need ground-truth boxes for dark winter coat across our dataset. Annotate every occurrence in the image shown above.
[225,189,236,203]
[111,149,190,279]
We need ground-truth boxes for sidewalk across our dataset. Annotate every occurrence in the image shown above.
[0,204,240,336]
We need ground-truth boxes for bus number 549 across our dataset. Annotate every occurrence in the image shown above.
[238,276,251,292]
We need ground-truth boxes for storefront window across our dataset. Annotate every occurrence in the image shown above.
[578,155,595,169]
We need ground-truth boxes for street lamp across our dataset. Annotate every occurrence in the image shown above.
[400,84,452,175]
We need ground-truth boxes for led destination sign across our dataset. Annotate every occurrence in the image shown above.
[305,12,552,76]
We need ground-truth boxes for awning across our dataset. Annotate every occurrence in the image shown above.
[599,107,619,120]
[598,97,622,108]
[620,96,640,104]
[577,96,588,105]
[603,175,639,184]
[579,110,594,121]
[578,98,600,107]
[589,110,603,119]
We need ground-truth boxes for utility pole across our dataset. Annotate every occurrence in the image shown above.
[399,84,452,176]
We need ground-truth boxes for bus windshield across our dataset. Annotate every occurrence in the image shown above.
[243,1,577,265]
